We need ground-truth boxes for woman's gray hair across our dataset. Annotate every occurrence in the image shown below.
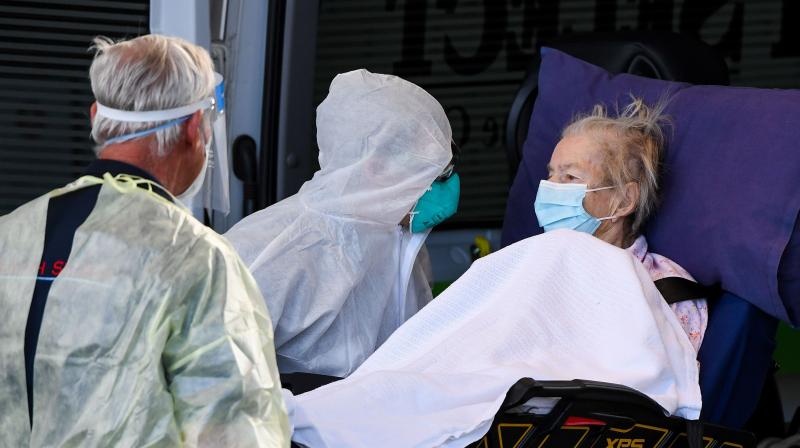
[89,34,216,157]
[563,96,670,239]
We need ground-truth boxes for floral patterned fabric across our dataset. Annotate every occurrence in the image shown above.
[628,236,708,352]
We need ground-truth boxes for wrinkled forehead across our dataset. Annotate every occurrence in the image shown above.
[548,134,608,179]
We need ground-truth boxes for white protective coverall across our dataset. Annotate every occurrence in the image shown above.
[225,69,453,377]
[0,174,289,447]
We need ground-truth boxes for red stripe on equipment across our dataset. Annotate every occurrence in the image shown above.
[563,416,606,426]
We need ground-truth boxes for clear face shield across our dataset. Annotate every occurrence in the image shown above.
[94,73,230,215]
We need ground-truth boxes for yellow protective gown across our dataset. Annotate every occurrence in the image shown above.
[0,174,290,447]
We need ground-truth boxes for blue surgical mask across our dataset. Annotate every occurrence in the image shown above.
[533,180,615,235]
[410,173,460,233]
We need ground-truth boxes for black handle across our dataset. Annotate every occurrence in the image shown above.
[232,135,258,217]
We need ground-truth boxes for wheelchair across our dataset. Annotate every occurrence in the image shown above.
[286,31,795,448]
[501,30,788,445]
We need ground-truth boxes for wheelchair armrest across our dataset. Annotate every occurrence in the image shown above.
[500,378,667,415]
[471,378,757,448]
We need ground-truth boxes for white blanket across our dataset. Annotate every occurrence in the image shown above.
[288,230,702,448]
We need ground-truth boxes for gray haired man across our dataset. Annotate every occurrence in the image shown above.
[0,34,290,446]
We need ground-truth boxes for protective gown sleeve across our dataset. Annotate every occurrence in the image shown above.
[161,243,290,447]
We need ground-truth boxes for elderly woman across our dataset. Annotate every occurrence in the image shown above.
[533,98,708,351]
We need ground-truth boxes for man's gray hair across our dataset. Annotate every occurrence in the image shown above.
[89,34,216,157]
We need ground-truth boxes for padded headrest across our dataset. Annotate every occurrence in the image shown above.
[539,32,729,85]
[502,48,800,325]
[505,32,728,177]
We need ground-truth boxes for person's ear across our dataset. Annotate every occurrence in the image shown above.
[183,110,204,149]
[90,102,97,126]
[614,181,640,219]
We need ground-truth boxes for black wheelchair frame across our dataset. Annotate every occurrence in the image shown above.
[283,373,756,448]
[469,379,755,448]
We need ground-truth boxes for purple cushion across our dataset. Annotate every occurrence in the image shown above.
[502,47,800,325]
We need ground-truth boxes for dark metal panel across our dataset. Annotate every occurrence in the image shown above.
[314,0,799,226]
[0,149,96,163]
[0,54,96,67]
[0,5,148,22]
[0,78,92,91]
[0,0,150,215]
[258,0,288,208]
[0,18,145,35]
[3,0,148,11]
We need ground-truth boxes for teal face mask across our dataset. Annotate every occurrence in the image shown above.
[410,173,460,233]
[533,180,614,235]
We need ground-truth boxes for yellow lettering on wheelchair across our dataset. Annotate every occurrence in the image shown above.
[606,438,645,448]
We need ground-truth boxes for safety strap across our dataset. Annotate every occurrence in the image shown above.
[656,277,711,447]
[654,276,714,305]
[686,419,704,448]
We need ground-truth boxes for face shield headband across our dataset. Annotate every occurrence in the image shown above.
[94,73,230,215]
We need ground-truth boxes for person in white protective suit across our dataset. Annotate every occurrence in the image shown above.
[225,69,460,377]
[0,35,289,447]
